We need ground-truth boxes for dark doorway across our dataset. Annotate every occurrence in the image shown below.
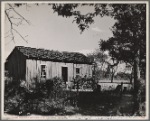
[62,67,68,83]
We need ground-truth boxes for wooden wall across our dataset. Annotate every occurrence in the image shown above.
[26,59,92,86]
[7,49,26,81]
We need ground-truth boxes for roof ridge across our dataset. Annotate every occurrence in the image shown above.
[14,46,92,64]
[16,46,85,55]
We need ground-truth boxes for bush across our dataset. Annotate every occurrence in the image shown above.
[71,75,96,90]
[4,77,71,115]
[133,78,146,116]
[5,76,100,115]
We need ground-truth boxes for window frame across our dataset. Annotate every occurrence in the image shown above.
[40,64,47,78]
[76,68,80,76]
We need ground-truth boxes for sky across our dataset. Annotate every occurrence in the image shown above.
[4,3,116,59]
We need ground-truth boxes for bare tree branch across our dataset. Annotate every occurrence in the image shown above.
[5,3,30,44]
[13,28,28,43]
[5,9,15,43]
[8,3,30,25]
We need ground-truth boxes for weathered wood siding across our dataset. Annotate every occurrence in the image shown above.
[26,59,92,85]
[7,49,26,81]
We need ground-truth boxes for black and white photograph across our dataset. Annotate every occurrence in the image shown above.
[1,1,149,120]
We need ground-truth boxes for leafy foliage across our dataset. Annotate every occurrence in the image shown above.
[5,77,68,115]
[50,3,146,83]
[5,76,99,115]
[50,4,146,76]
[100,4,146,66]
[52,4,79,17]
[52,4,108,32]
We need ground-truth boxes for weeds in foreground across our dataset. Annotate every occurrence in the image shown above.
[4,76,146,116]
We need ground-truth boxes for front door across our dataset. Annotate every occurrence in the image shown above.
[62,67,68,83]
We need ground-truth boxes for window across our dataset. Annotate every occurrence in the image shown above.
[41,65,46,78]
[76,68,80,76]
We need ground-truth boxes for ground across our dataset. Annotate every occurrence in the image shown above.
[4,78,146,118]
[72,92,134,116]
[4,92,136,117]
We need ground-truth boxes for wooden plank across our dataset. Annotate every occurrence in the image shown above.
[26,59,93,84]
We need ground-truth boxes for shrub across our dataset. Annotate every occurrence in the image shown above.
[71,75,96,90]
[4,77,73,115]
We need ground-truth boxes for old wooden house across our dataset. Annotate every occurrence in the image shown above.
[6,46,93,88]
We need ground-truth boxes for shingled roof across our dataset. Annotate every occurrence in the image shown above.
[12,46,93,64]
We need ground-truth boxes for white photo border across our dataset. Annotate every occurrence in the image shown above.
[1,1,149,120]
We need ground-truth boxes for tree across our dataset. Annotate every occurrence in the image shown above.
[51,3,146,87]
[99,4,146,89]
[99,4,146,113]
[87,49,119,82]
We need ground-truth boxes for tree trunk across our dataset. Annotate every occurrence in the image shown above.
[111,69,114,83]
[133,52,140,92]
[133,50,140,114]
[130,68,133,84]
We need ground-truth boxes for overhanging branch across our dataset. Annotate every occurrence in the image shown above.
[5,3,30,44]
